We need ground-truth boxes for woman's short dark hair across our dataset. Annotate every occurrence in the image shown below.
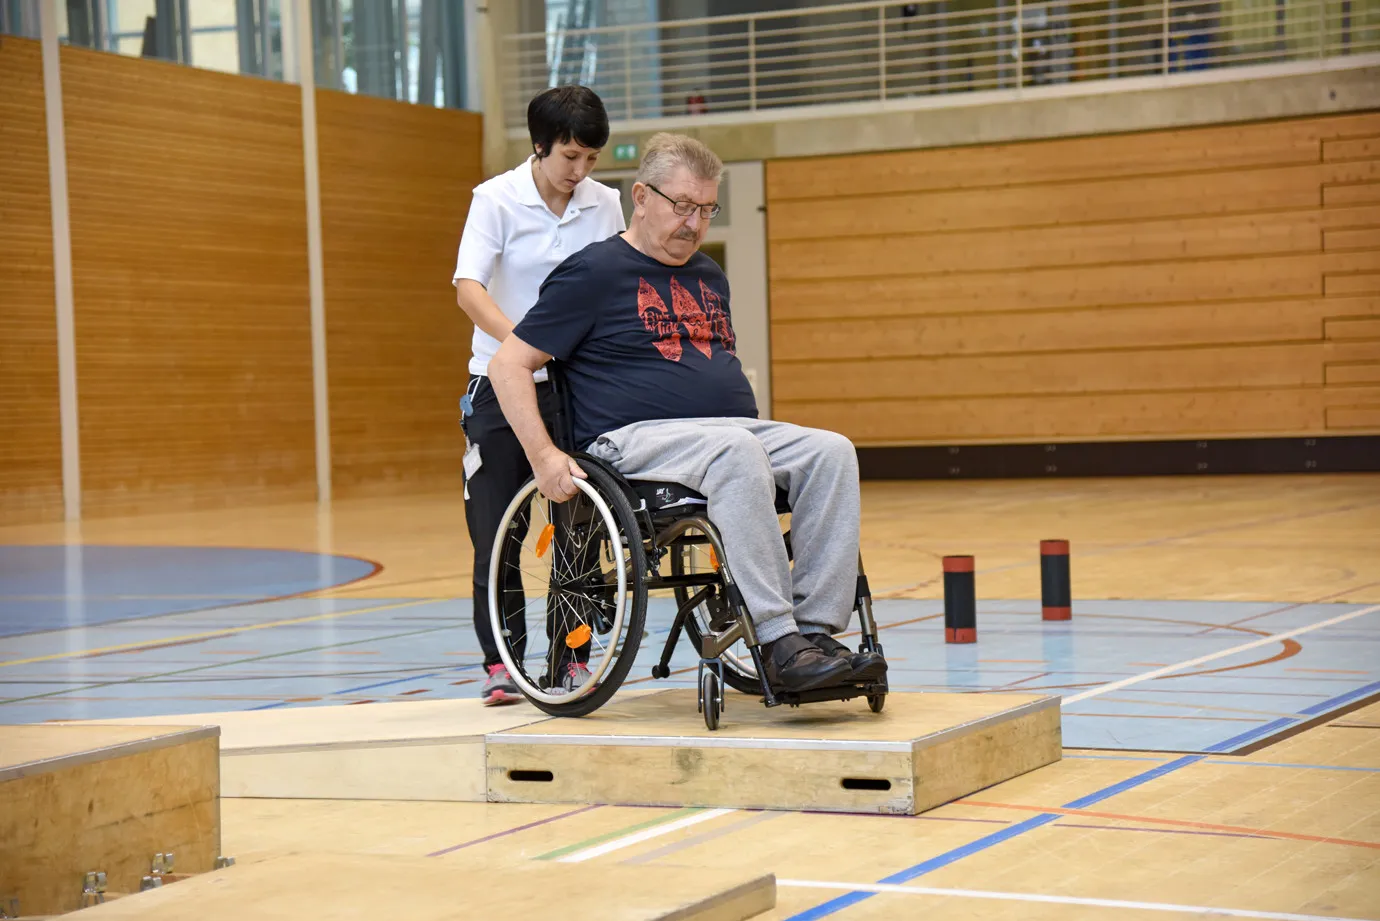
[527,86,610,159]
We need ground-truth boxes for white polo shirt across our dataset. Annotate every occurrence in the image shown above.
[453,157,625,378]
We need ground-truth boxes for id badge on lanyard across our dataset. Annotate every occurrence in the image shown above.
[461,377,484,498]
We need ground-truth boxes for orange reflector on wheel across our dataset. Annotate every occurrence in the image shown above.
[535,523,555,558]
[709,548,720,570]
[566,623,592,648]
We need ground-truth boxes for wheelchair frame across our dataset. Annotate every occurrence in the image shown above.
[487,363,888,729]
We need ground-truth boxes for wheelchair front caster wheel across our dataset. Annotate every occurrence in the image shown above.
[651,664,670,679]
[701,670,721,730]
[867,692,886,714]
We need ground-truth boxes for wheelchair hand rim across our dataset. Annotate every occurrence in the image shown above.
[488,476,630,706]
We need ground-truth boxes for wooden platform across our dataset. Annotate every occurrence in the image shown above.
[486,690,1061,815]
[66,853,777,921]
[0,723,220,916]
[72,699,549,801]
[64,691,1060,814]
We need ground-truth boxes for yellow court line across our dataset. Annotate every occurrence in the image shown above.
[0,598,438,668]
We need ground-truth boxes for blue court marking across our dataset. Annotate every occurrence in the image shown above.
[1065,754,1380,773]
[0,545,378,637]
[333,672,445,695]
[3,591,1376,754]
[1203,718,1300,752]
[1201,679,1380,752]
[845,599,1380,753]
[787,755,1206,920]
[1299,680,1380,714]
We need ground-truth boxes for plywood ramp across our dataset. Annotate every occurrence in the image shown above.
[67,853,776,921]
[73,698,550,801]
[487,690,1060,815]
[0,724,220,916]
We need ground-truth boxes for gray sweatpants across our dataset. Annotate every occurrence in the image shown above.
[587,418,860,644]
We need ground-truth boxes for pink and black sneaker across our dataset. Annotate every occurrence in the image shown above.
[481,663,518,706]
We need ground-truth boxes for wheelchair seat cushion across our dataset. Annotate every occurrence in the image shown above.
[629,480,791,517]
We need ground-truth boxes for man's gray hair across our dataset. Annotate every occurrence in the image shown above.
[636,133,724,187]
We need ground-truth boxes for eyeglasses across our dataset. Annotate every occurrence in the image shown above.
[646,183,721,220]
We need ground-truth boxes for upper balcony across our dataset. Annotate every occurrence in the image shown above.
[501,0,1380,137]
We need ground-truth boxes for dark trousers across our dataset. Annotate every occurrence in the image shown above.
[464,374,582,670]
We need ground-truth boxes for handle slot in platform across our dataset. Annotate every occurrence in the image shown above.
[508,769,555,783]
[840,777,892,791]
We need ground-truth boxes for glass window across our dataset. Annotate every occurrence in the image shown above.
[0,1,41,38]
[39,0,473,107]
[315,0,471,108]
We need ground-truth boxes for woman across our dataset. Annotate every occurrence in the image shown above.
[452,85,624,705]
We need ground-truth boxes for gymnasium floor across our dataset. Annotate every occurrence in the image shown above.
[2,473,1378,919]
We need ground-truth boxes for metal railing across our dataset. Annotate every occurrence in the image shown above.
[503,0,1380,128]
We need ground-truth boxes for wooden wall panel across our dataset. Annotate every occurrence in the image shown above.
[767,111,1380,445]
[62,47,313,514]
[0,37,62,524]
[767,117,1336,200]
[316,90,480,496]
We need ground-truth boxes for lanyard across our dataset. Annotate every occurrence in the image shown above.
[460,376,483,417]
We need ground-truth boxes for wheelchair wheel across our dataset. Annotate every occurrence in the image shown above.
[489,463,648,717]
[700,669,721,730]
[674,541,760,695]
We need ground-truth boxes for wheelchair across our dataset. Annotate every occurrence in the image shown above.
[487,365,887,730]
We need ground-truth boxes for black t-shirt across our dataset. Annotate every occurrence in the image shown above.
[514,235,758,450]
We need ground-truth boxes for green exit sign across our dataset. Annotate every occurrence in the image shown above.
[613,143,638,163]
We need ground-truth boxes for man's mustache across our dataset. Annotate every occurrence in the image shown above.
[673,228,698,241]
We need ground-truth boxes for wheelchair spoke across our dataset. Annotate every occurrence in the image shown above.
[500,560,555,585]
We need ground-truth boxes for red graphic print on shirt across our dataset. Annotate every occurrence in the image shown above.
[699,280,735,354]
[637,278,682,361]
[671,277,713,359]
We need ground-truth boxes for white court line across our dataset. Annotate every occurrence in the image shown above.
[779,879,1376,921]
[1062,604,1380,704]
[556,808,736,863]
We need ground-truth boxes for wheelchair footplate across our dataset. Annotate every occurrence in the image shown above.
[767,678,887,709]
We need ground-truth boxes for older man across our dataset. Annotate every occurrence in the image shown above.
[488,133,885,693]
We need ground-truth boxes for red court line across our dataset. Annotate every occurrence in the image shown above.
[426,805,600,857]
[958,799,1380,850]
[1057,822,1265,840]
[1195,580,1380,636]
[1005,612,1304,693]
[992,672,1051,690]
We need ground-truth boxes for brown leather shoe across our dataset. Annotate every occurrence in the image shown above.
[807,633,887,682]
[762,633,852,691]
